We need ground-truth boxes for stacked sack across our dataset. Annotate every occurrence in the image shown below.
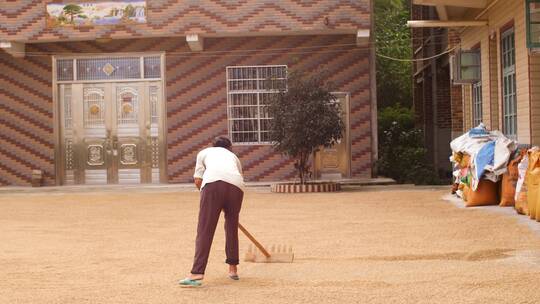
[450,124,540,224]
[523,148,540,222]
[450,123,516,207]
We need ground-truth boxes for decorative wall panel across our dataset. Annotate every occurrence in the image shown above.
[0,1,368,42]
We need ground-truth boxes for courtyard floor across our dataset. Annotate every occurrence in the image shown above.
[1,185,539,304]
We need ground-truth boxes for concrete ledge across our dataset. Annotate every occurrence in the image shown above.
[0,178,396,194]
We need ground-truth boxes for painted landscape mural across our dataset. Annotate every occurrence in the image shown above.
[46,1,146,27]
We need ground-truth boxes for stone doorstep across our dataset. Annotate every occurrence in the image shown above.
[0,178,396,194]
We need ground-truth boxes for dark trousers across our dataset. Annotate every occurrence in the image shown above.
[191,180,244,275]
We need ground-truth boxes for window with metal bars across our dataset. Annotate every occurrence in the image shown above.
[472,82,483,127]
[501,28,517,139]
[226,65,287,144]
[56,55,162,82]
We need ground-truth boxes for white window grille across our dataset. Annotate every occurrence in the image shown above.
[472,82,483,127]
[56,55,162,82]
[226,65,287,144]
[501,28,517,139]
[57,59,74,81]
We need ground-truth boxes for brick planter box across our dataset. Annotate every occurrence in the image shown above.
[271,182,341,193]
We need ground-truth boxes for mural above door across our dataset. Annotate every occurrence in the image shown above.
[46,1,147,27]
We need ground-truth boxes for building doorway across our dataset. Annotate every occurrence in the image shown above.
[54,55,166,185]
[313,92,351,179]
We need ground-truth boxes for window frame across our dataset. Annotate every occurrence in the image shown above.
[225,65,287,145]
[469,43,482,127]
[472,81,483,127]
[501,27,517,139]
[526,0,540,48]
[452,49,481,84]
[54,53,164,83]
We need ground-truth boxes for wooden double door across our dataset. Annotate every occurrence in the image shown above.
[58,82,164,184]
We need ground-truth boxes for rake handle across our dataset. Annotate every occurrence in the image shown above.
[238,223,271,258]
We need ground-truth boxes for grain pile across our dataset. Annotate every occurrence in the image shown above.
[0,186,539,303]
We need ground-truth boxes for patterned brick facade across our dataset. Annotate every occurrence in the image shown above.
[0,46,54,185]
[0,0,369,42]
[164,34,372,183]
[0,34,372,185]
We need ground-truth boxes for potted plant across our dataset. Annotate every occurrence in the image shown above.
[267,70,344,193]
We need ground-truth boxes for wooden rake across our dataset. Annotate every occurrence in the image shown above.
[238,223,294,263]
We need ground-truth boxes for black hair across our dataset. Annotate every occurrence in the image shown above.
[213,136,232,150]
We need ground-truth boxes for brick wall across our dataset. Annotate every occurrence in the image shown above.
[448,29,464,135]
[448,28,461,48]
[450,84,464,134]
[0,0,369,42]
[165,35,372,182]
[423,72,434,165]
[0,34,372,185]
[436,65,451,129]
[0,48,54,185]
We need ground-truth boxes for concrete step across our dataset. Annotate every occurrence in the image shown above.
[0,178,396,194]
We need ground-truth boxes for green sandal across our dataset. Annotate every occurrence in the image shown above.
[178,278,202,288]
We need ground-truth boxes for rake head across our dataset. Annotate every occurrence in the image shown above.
[244,244,294,263]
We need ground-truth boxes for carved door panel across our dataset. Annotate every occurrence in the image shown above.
[60,81,163,184]
[81,85,111,184]
[113,83,144,184]
[147,83,162,184]
[314,93,351,179]
[56,55,166,185]
[58,84,76,184]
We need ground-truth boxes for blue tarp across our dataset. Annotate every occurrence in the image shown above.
[474,141,495,181]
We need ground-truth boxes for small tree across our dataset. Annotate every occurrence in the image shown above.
[124,4,136,18]
[267,70,344,184]
[63,4,83,23]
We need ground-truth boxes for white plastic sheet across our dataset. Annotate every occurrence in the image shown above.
[515,153,529,201]
[450,123,517,190]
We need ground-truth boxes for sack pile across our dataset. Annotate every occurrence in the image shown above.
[450,124,540,221]
[450,124,540,222]
[451,124,515,206]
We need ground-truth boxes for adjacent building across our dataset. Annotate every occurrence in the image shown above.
[410,4,453,177]
[0,0,376,186]
[411,0,540,173]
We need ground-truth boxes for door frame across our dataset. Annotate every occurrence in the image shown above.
[52,52,167,185]
[313,92,351,179]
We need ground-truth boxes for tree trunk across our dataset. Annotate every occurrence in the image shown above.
[297,151,310,185]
